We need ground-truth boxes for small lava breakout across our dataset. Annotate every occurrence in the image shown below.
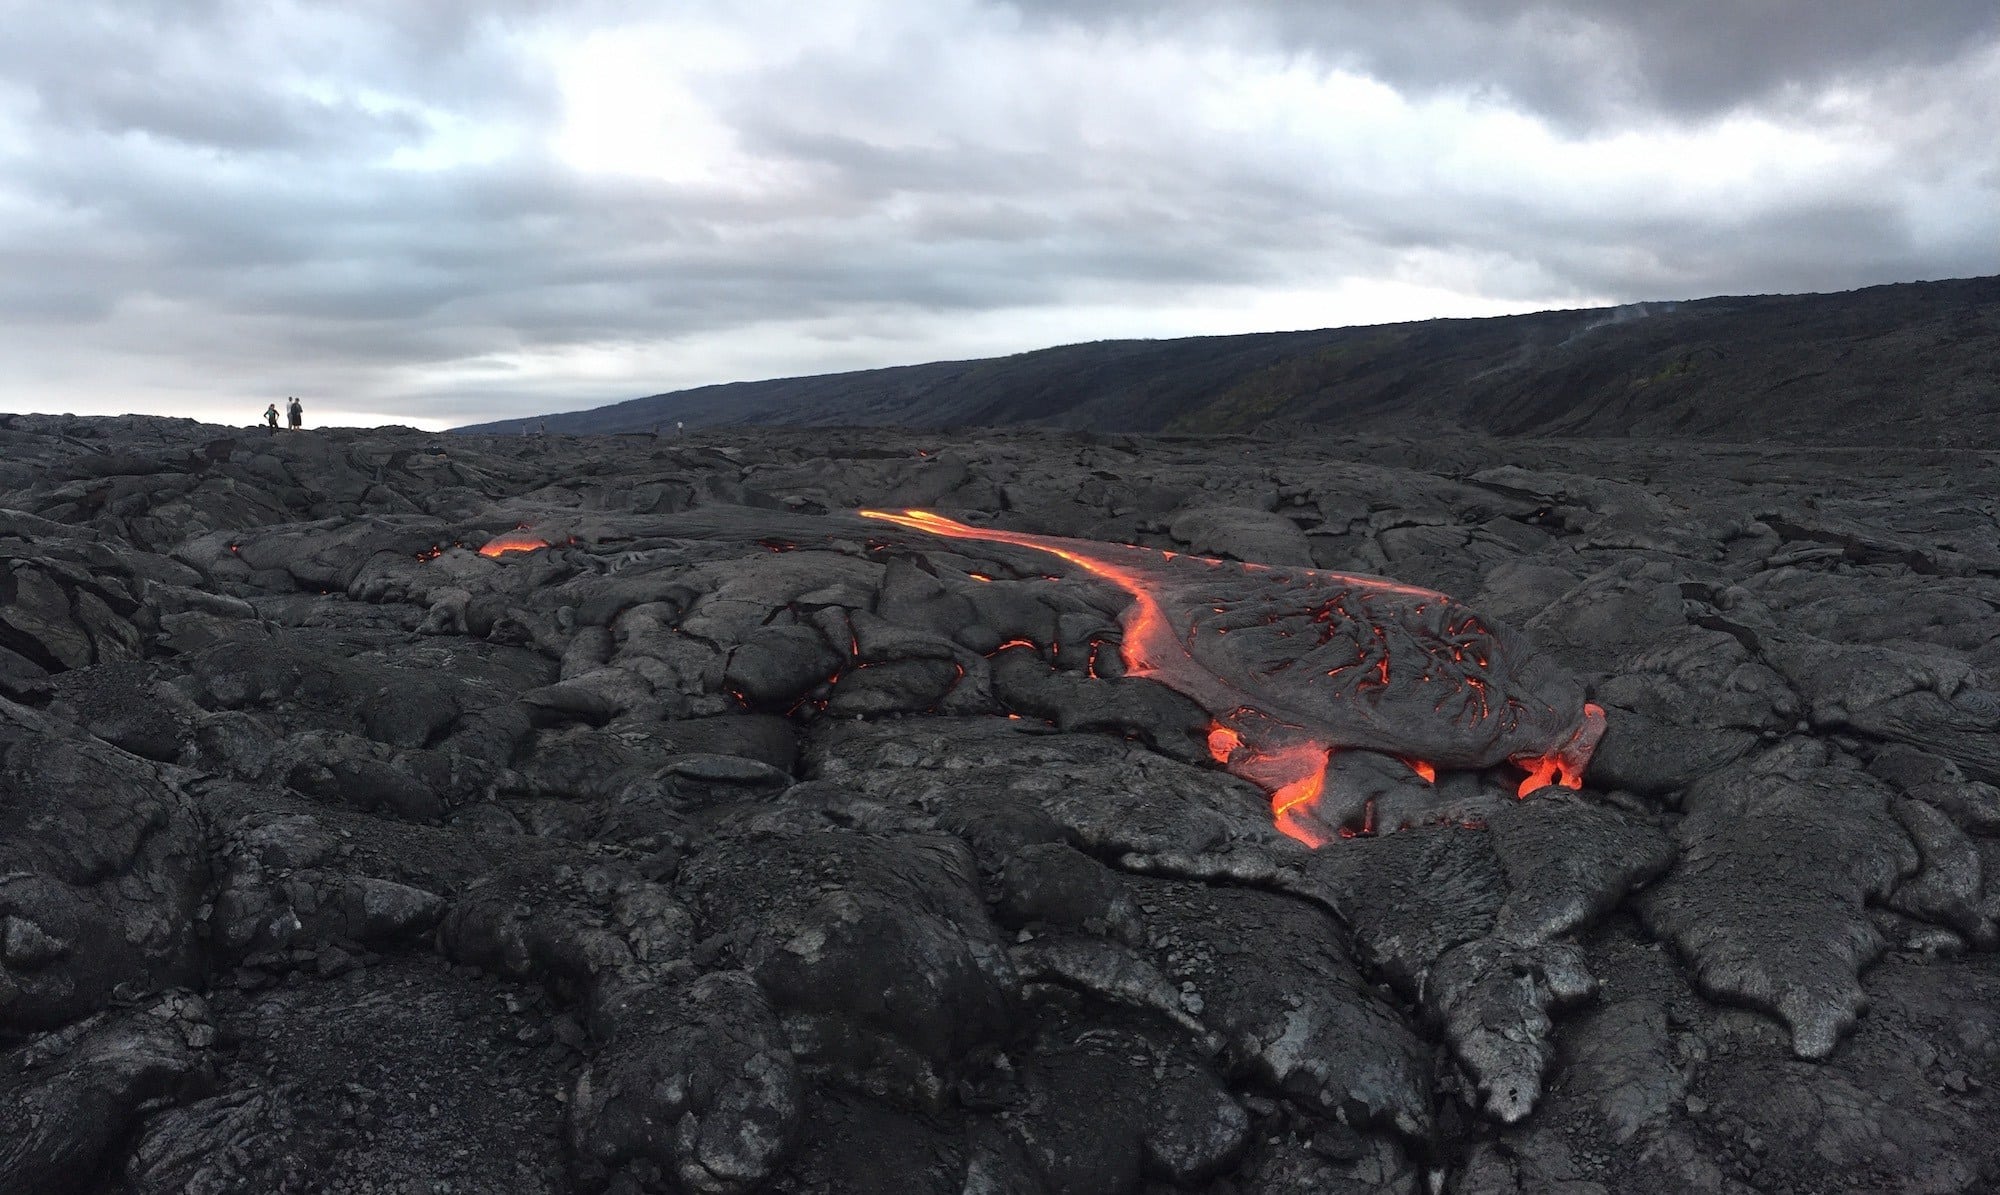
[861,509,1605,845]
[478,531,555,557]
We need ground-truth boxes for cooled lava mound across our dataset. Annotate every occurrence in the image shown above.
[2,416,1998,1195]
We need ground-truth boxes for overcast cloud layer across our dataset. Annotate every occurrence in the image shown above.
[1,1,1994,429]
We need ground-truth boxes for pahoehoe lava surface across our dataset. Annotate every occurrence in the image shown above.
[855,508,1604,847]
[3,414,1999,1194]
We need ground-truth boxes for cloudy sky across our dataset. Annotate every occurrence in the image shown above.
[1,1,1994,429]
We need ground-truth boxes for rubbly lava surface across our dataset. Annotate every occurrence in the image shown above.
[3,415,2000,1194]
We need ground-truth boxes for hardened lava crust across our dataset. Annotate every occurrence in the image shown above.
[2,415,1997,1194]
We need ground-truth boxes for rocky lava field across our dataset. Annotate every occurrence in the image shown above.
[2,415,1998,1194]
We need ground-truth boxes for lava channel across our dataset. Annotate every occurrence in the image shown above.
[860,508,1605,847]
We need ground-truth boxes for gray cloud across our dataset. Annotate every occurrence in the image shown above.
[1013,0,2000,125]
[0,0,1995,426]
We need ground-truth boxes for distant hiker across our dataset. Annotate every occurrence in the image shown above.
[287,397,303,430]
[676,421,684,437]
[263,403,280,430]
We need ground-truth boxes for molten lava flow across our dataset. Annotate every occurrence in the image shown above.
[860,509,1367,844]
[1508,701,1606,797]
[858,508,1605,847]
[479,533,552,558]
[860,509,1179,678]
[1230,740,1335,848]
[1513,756,1564,797]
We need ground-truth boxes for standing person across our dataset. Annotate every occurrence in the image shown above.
[264,403,280,430]
[287,397,304,430]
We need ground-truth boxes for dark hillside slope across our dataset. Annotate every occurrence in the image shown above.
[457,275,2000,446]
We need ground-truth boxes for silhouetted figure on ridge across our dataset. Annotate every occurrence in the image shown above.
[287,397,303,430]
[263,403,279,430]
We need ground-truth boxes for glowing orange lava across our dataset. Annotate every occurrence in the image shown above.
[1233,741,1336,848]
[859,510,1182,681]
[1508,702,1605,796]
[1514,756,1563,797]
[862,509,1376,844]
[478,533,552,558]
[859,508,1603,847]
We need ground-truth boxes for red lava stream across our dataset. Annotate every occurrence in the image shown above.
[860,508,1602,847]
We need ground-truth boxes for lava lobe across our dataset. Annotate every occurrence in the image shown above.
[861,509,1604,845]
[478,533,554,557]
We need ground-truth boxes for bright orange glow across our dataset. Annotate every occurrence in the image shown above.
[1510,702,1605,796]
[1232,741,1335,847]
[860,509,1601,847]
[1514,757,1563,797]
[862,508,1182,678]
[864,509,1360,845]
[479,533,552,558]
